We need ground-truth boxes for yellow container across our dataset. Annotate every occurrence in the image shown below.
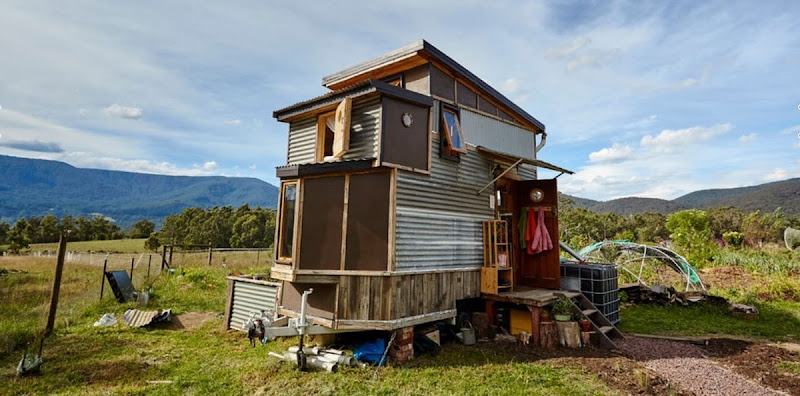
[510,309,532,335]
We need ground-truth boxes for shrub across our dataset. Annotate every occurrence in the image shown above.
[723,231,744,248]
[666,209,716,267]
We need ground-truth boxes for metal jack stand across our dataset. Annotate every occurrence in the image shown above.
[296,288,312,371]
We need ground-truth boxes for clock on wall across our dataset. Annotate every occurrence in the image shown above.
[530,188,544,202]
[401,112,413,128]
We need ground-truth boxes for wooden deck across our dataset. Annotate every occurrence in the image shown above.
[482,286,579,307]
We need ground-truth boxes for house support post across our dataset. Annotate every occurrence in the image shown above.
[390,326,414,364]
[528,305,541,347]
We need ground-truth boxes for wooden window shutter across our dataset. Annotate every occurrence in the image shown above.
[332,98,352,158]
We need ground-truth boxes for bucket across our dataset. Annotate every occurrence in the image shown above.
[460,323,476,345]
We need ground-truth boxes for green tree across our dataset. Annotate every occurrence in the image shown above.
[40,214,61,243]
[706,206,745,239]
[144,232,161,252]
[130,219,156,239]
[7,219,30,253]
[0,221,9,245]
[741,209,788,247]
[665,209,716,266]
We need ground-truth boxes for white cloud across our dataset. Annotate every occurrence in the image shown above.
[738,133,757,143]
[60,152,217,176]
[782,125,800,135]
[249,163,257,170]
[588,143,634,163]
[202,161,217,171]
[104,104,142,119]
[78,108,88,116]
[640,123,732,151]
[226,119,242,126]
[546,36,591,58]
[623,115,657,130]
[764,168,788,182]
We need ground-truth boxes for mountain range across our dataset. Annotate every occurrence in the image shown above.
[0,155,278,228]
[565,177,800,215]
[1,155,798,228]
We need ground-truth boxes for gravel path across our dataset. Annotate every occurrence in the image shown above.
[619,337,783,396]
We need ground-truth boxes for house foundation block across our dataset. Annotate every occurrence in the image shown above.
[390,326,414,364]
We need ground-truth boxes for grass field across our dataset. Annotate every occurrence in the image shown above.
[2,242,798,394]
[26,238,150,254]
[0,256,616,395]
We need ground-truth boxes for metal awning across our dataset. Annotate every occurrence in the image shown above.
[475,146,573,195]
[476,146,573,175]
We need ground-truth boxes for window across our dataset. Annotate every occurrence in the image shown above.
[316,98,352,161]
[442,107,467,155]
[382,74,403,87]
[277,181,297,260]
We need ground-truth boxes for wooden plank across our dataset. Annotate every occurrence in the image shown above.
[358,277,370,320]
[340,174,350,271]
[339,276,350,319]
[332,98,352,158]
[336,308,457,331]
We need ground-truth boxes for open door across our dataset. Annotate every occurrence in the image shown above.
[516,179,560,289]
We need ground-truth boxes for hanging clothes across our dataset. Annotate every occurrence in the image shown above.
[525,207,537,254]
[529,207,553,254]
[518,208,528,246]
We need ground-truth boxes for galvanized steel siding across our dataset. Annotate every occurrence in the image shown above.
[229,280,280,331]
[395,140,495,271]
[286,96,381,165]
[460,108,536,159]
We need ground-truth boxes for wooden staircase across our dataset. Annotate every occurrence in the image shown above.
[555,291,624,349]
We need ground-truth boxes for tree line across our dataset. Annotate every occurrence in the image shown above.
[558,195,800,265]
[0,204,276,253]
[146,205,276,251]
[0,215,155,253]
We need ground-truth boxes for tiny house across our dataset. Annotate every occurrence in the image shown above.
[269,40,573,334]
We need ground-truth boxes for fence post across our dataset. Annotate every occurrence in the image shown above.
[100,257,108,299]
[147,255,152,280]
[207,243,213,266]
[161,245,167,271]
[129,257,135,281]
[45,234,68,336]
[168,245,174,269]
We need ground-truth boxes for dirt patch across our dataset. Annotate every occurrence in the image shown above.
[164,311,217,331]
[702,338,800,395]
[702,265,760,291]
[467,342,684,395]
[620,336,783,395]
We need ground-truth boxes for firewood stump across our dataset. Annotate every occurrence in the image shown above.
[539,321,558,350]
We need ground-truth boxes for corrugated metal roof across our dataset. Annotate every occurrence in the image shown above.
[273,79,432,121]
[476,146,573,175]
[321,40,546,132]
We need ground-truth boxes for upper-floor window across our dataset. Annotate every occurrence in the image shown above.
[316,98,352,161]
[442,107,466,155]
[277,181,298,261]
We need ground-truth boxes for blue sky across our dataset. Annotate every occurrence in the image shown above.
[1,1,798,201]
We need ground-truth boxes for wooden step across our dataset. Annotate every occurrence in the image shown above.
[581,309,597,317]
[598,326,614,334]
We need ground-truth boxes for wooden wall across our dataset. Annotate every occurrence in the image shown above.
[279,270,481,328]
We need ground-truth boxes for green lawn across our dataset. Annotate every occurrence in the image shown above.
[27,238,150,254]
[1,257,616,395]
[618,301,800,341]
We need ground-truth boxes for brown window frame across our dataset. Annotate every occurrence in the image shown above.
[442,107,467,155]
[276,180,298,261]
[315,111,336,162]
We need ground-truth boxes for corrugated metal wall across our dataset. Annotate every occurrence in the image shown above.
[286,96,381,165]
[395,100,538,272]
[460,108,536,160]
[228,280,280,331]
[395,139,495,271]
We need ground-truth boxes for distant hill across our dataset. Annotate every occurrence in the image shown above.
[0,155,279,227]
[565,178,800,215]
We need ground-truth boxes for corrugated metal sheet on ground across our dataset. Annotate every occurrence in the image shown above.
[286,96,381,165]
[229,280,279,331]
[123,309,171,328]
